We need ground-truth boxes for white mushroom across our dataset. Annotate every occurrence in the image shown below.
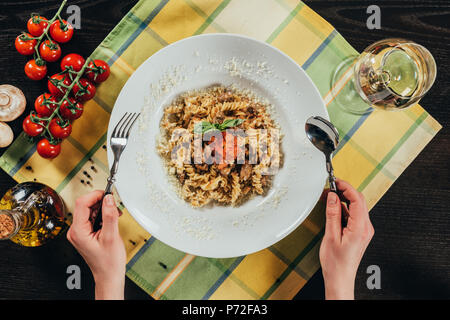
[0,85,26,122]
[0,122,14,148]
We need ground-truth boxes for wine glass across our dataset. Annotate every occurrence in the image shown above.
[331,38,437,115]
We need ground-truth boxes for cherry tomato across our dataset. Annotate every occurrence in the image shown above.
[25,60,47,81]
[34,93,58,117]
[23,115,44,137]
[85,60,110,83]
[37,138,61,159]
[49,118,72,139]
[27,16,48,37]
[60,98,83,120]
[15,33,37,56]
[60,53,85,72]
[73,78,96,102]
[49,20,73,43]
[48,73,71,97]
[39,40,61,62]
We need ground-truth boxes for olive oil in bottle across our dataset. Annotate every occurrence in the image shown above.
[0,182,66,247]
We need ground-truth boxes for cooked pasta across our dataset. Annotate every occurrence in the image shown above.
[157,85,283,207]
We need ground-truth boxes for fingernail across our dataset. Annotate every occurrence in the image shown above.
[327,192,338,205]
[105,195,115,206]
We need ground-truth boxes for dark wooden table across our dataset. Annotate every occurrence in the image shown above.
[0,0,448,300]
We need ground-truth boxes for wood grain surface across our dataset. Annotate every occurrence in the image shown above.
[0,0,448,300]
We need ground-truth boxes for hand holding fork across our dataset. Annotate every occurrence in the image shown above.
[91,112,140,232]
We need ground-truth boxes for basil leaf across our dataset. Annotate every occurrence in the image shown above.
[218,119,244,130]
[194,121,213,134]
[195,119,244,134]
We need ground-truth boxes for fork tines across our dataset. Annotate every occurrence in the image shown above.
[112,112,140,138]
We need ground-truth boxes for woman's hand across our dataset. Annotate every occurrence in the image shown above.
[319,179,374,300]
[67,190,126,300]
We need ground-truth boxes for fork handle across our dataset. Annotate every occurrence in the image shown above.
[92,177,115,232]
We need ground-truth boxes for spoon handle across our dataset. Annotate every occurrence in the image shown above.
[329,175,350,227]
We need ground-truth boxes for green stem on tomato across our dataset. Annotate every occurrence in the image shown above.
[26,0,67,63]
[33,57,92,144]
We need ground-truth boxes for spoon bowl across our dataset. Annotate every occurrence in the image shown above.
[305,116,340,192]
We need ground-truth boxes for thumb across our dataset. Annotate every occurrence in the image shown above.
[100,194,120,242]
[324,192,342,243]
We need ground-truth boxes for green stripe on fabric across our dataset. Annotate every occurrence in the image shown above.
[306,35,359,97]
[127,12,169,46]
[268,246,310,279]
[208,258,260,299]
[90,11,142,59]
[0,133,34,174]
[274,0,297,11]
[66,137,109,174]
[163,257,226,299]
[261,228,325,299]
[358,112,428,192]
[405,108,436,135]
[130,0,165,22]
[347,139,397,181]
[194,0,232,35]
[184,0,227,33]
[266,2,305,43]
[128,239,187,292]
[126,268,158,297]
[56,133,107,192]
[144,25,169,46]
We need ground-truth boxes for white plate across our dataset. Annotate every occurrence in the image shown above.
[107,34,329,258]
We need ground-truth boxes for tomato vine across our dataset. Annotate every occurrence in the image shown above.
[17,0,69,67]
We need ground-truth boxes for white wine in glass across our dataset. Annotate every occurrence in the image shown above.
[332,39,436,115]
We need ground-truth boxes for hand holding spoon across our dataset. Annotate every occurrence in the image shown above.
[305,116,349,223]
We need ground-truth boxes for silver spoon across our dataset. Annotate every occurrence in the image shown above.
[305,116,340,194]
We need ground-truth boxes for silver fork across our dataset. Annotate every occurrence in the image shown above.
[92,112,140,231]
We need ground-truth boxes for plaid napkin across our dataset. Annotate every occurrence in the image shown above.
[0,0,441,299]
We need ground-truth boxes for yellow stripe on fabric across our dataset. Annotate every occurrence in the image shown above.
[118,208,152,262]
[95,54,136,109]
[266,1,304,43]
[206,258,260,299]
[274,0,302,11]
[357,111,428,193]
[231,250,287,297]
[131,0,166,21]
[148,0,206,44]
[97,47,136,76]
[214,0,289,41]
[184,0,226,32]
[333,142,377,190]
[267,269,307,300]
[361,170,394,211]
[300,217,322,234]
[351,109,415,163]
[13,142,85,190]
[295,240,321,279]
[405,106,440,136]
[297,4,334,38]
[382,121,439,186]
[190,0,223,16]
[66,137,109,175]
[346,139,397,181]
[120,24,165,69]
[209,276,256,300]
[70,100,110,152]
[271,13,333,67]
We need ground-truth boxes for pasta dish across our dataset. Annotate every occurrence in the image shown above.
[157,86,282,207]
